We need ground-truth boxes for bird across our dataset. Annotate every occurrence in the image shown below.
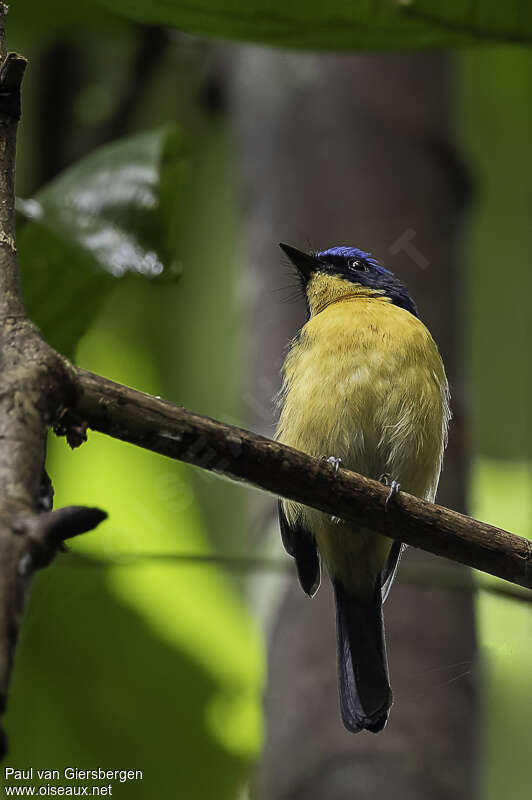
[275,243,450,733]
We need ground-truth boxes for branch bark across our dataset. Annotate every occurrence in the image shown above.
[62,367,532,591]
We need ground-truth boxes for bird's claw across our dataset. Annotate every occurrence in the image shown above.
[322,455,342,474]
[379,473,401,510]
[385,481,401,510]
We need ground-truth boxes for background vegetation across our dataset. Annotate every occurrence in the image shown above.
[6,1,532,798]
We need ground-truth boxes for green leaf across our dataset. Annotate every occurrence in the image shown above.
[17,127,186,357]
[94,0,532,49]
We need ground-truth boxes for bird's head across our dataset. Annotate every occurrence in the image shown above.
[279,243,418,319]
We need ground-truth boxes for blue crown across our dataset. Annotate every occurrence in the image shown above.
[316,246,392,275]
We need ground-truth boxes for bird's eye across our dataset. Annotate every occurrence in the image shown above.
[348,258,369,272]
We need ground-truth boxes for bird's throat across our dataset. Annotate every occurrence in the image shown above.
[307,273,388,318]
[308,274,389,317]
[312,293,370,316]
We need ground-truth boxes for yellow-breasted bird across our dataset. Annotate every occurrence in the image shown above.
[276,243,450,733]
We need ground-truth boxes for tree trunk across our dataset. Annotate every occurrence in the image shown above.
[229,49,476,799]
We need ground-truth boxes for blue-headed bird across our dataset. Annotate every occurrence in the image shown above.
[275,244,450,733]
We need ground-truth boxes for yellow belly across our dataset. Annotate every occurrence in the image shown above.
[276,297,449,590]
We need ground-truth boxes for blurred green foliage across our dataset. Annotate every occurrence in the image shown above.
[7,0,126,45]
[4,1,532,798]
[459,47,532,798]
[95,0,532,49]
[144,123,250,556]
[5,278,263,798]
[9,6,261,795]
[471,458,532,800]
[17,128,185,358]
[460,47,532,460]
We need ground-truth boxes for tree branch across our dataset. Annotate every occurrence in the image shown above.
[65,366,532,591]
[0,10,107,756]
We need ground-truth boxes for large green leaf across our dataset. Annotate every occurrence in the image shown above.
[95,0,532,49]
[17,127,186,357]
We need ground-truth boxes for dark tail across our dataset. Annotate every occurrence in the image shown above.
[333,579,392,733]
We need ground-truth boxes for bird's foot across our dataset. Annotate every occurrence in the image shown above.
[322,456,342,473]
[379,473,401,510]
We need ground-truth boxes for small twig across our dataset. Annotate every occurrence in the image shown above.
[15,506,108,571]
[64,367,532,592]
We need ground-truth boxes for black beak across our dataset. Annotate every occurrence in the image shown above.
[279,243,323,282]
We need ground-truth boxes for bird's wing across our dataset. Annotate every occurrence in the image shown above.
[381,541,407,602]
[278,500,321,597]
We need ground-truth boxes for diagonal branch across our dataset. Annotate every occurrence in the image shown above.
[62,367,532,592]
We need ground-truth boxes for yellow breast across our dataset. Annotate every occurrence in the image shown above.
[277,295,449,501]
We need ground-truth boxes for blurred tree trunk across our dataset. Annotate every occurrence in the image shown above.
[229,50,476,799]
